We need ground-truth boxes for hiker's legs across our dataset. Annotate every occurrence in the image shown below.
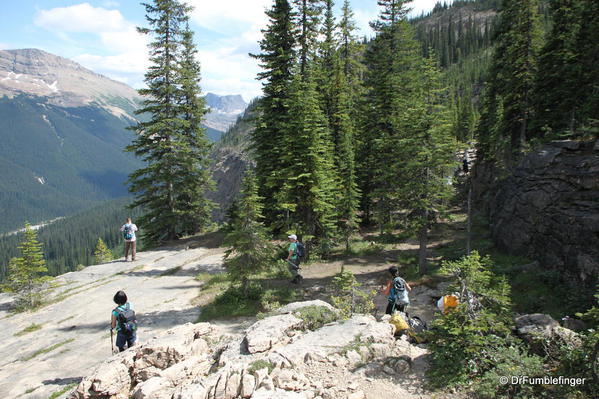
[124,241,131,260]
[116,332,127,352]
[385,301,395,315]
[116,331,136,351]
[131,241,136,260]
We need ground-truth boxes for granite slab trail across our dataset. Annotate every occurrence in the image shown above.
[0,244,225,399]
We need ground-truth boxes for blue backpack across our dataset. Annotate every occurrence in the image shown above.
[123,225,133,240]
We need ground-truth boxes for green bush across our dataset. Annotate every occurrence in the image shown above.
[295,305,338,330]
[330,270,376,319]
[474,345,545,399]
[427,252,514,388]
[247,359,275,374]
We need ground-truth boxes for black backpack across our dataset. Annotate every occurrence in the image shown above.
[116,304,137,334]
[295,242,305,258]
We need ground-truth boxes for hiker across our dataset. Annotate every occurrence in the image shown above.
[437,294,459,314]
[286,234,303,284]
[383,266,412,315]
[120,217,138,261]
[110,290,137,352]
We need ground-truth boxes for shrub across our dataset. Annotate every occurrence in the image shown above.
[427,252,514,388]
[295,305,338,330]
[330,269,376,319]
[248,359,275,374]
[474,345,545,399]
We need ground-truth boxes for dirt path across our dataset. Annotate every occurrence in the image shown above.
[0,243,226,399]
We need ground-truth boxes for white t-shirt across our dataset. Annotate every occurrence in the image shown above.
[120,223,138,242]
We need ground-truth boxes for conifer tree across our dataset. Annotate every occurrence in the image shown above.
[223,170,274,296]
[277,75,338,252]
[477,0,541,165]
[175,25,215,235]
[330,56,360,251]
[93,238,113,264]
[359,0,419,228]
[394,58,457,274]
[3,223,49,309]
[127,0,212,244]
[293,0,323,78]
[250,0,296,221]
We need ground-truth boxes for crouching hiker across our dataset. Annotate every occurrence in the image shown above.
[384,266,412,315]
[111,290,137,352]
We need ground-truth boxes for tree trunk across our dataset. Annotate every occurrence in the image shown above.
[466,184,472,255]
[418,214,428,275]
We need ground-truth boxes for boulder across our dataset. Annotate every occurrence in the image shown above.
[160,356,212,386]
[244,314,304,354]
[74,361,131,399]
[272,315,394,367]
[240,373,256,398]
[172,383,209,399]
[131,376,173,399]
[515,314,559,337]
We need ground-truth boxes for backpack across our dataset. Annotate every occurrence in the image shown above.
[116,304,137,334]
[393,277,409,306]
[123,225,133,240]
[295,242,305,258]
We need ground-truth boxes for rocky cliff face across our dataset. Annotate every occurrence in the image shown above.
[487,140,599,293]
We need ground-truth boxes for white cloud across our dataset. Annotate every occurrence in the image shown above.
[34,3,149,87]
[34,3,128,33]
[102,0,120,8]
[0,43,9,50]
[187,0,271,33]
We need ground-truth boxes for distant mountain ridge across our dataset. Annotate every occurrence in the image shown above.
[0,48,247,233]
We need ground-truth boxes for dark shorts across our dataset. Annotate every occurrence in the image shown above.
[116,331,136,351]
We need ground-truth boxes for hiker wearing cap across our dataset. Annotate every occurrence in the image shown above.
[286,234,303,284]
[120,218,138,261]
[384,266,412,315]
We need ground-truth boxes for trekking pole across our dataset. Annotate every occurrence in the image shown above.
[110,327,115,354]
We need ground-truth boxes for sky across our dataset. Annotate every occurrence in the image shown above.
[0,0,450,102]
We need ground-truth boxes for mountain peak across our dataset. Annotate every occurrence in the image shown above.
[0,48,139,109]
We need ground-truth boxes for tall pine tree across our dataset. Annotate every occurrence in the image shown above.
[127,0,213,245]
[250,0,296,223]
[477,0,541,165]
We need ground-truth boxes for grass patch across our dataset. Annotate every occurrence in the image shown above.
[196,272,230,290]
[338,335,371,356]
[14,323,43,336]
[24,386,39,394]
[47,383,77,399]
[247,359,276,374]
[158,266,182,277]
[198,283,300,321]
[115,264,145,275]
[294,305,338,330]
[21,338,75,361]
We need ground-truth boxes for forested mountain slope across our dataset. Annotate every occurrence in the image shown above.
[0,49,246,233]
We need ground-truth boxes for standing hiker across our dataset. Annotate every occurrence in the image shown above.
[286,234,304,284]
[110,290,137,352]
[120,217,138,261]
[383,266,412,315]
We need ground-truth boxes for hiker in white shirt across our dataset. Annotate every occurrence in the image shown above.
[120,218,138,261]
